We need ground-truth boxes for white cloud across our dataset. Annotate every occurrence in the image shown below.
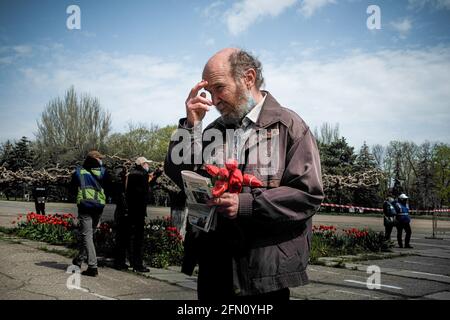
[298,0,336,18]
[13,45,32,55]
[390,18,412,38]
[263,46,450,147]
[0,45,33,65]
[408,0,450,10]
[202,1,225,18]
[225,0,297,36]
[212,0,336,35]
[12,48,204,135]
[2,44,450,148]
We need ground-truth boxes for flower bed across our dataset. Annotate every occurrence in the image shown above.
[143,217,184,268]
[310,224,392,263]
[12,212,184,269]
[91,217,184,268]
[10,213,390,268]
[13,212,77,245]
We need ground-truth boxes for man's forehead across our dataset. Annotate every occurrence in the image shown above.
[203,59,229,76]
[203,63,232,89]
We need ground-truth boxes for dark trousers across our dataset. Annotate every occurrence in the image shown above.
[114,210,131,266]
[130,214,146,267]
[197,253,290,302]
[115,212,146,268]
[396,222,412,247]
[35,202,45,215]
[384,224,394,240]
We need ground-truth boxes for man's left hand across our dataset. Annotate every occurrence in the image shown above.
[207,192,239,219]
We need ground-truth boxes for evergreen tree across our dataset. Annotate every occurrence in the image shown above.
[356,142,377,171]
[320,137,357,176]
[0,140,15,169]
[12,136,35,171]
[392,157,403,197]
[353,142,381,207]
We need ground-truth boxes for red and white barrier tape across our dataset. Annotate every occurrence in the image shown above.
[320,203,383,212]
[320,203,450,213]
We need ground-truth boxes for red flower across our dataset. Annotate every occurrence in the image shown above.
[206,159,263,198]
[225,159,238,172]
[212,180,228,198]
[205,164,220,177]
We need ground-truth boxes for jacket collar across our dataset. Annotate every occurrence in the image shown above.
[255,90,282,128]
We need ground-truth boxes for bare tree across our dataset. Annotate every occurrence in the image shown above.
[371,144,385,170]
[35,86,111,166]
[314,122,340,145]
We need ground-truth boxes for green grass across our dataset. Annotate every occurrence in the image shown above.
[318,211,449,220]
[0,226,16,234]
[37,246,78,258]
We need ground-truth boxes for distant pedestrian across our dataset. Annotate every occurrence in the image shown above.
[125,157,152,273]
[393,194,413,248]
[70,150,112,277]
[112,165,131,271]
[32,185,47,215]
[382,196,397,241]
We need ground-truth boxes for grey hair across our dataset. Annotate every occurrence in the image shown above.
[228,49,264,89]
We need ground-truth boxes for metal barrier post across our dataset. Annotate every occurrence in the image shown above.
[426,210,443,240]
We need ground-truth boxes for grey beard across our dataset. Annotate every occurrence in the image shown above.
[221,107,248,127]
[220,92,255,127]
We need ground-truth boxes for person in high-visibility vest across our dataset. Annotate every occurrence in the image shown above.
[70,150,112,277]
[393,194,413,249]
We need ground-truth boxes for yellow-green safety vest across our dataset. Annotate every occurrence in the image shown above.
[76,167,106,209]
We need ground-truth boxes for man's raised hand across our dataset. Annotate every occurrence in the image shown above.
[185,80,212,127]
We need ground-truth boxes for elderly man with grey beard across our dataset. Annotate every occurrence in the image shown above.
[164,48,324,301]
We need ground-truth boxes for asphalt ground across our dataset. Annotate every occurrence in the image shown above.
[1,200,450,300]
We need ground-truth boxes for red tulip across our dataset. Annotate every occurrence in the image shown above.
[205,164,220,177]
[228,169,243,193]
[212,180,228,198]
[243,174,263,187]
[218,167,229,180]
[225,159,238,172]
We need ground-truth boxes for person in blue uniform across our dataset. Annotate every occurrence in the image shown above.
[393,194,413,248]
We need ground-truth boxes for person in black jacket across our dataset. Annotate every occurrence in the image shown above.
[382,196,396,241]
[126,157,152,273]
[32,185,47,215]
[112,165,131,270]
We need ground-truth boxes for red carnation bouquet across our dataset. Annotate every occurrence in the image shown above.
[204,159,263,198]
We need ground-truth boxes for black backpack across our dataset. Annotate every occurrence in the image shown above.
[383,201,397,217]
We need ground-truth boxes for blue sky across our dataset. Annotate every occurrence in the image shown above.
[1,0,450,148]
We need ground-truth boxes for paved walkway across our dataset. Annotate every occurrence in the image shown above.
[0,235,197,300]
[1,200,450,300]
[1,231,450,300]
